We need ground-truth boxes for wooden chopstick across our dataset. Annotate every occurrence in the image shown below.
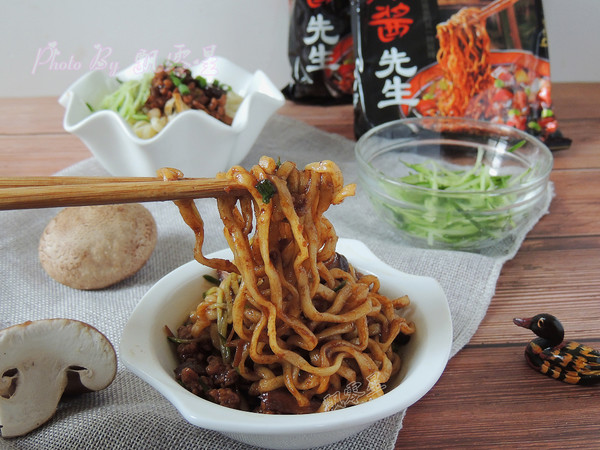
[0,176,164,187]
[0,177,246,210]
[438,0,518,26]
[478,0,519,21]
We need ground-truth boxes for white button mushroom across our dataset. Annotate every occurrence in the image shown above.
[0,319,117,437]
[38,203,157,290]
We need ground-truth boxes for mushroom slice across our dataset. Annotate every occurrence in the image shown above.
[0,319,117,438]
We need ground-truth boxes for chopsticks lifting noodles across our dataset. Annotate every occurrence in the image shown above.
[476,0,519,21]
[438,0,518,25]
[0,176,247,210]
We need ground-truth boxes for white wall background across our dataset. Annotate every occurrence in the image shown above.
[1,0,599,98]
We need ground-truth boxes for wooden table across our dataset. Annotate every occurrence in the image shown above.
[1,84,600,447]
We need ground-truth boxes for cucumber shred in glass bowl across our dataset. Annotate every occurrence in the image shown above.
[355,118,553,251]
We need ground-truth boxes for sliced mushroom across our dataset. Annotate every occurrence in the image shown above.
[0,319,117,438]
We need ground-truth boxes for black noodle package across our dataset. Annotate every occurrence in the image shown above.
[285,0,354,102]
[351,0,571,150]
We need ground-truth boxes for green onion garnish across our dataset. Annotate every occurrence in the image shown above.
[333,280,347,292]
[203,274,220,285]
[255,179,277,204]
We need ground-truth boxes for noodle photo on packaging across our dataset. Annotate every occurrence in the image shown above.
[351,0,571,150]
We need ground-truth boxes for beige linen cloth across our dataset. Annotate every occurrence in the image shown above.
[0,115,552,449]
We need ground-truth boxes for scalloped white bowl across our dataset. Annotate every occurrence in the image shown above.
[120,238,452,449]
[59,57,285,177]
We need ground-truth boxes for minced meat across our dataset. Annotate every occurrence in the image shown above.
[145,65,232,125]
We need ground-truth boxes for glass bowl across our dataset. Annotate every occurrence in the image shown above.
[355,117,553,251]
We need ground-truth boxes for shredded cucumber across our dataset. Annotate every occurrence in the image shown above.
[380,149,531,247]
[99,73,153,123]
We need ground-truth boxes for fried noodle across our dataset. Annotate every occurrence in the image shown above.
[436,7,493,117]
[160,157,415,413]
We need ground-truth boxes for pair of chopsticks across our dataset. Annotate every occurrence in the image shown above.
[440,0,518,24]
[478,0,519,21]
[0,176,246,210]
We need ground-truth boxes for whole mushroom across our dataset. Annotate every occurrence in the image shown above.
[0,319,117,437]
[38,203,157,290]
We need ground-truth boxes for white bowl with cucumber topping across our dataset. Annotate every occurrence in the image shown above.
[355,117,553,251]
[59,57,284,178]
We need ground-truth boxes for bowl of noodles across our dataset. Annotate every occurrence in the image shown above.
[121,239,451,449]
[120,157,452,449]
[356,117,553,251]
[59,57,284,177]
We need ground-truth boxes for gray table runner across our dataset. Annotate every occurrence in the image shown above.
[0,114,552,449]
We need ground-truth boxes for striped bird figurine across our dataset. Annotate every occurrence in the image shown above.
[513,313,600,385]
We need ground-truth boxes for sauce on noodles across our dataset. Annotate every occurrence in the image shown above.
[160,157,415,413]
[435,7,493,117]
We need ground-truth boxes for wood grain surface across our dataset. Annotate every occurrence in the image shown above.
[1,83,599,447]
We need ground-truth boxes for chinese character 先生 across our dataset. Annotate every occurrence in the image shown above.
[375,47,417,78]
[303,14,339,46]
[378,76,419,109]
[306,43,332,73]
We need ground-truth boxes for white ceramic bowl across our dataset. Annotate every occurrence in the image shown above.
[120,238,452,449]
[59,57,285,177]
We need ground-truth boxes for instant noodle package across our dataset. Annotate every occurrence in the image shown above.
[285,0,354,102]
[286,0,571,150]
